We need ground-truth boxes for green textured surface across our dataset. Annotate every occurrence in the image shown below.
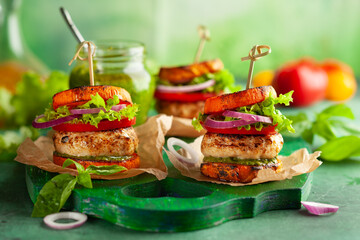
[3,155,360,239]
[2,125,360,238]
[21,137,311,232]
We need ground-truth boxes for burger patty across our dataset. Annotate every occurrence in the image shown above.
[53,127,139,157]
[156,100,204,119]
[201,132,283,159]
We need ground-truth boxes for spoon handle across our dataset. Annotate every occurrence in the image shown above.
[60,7,85,43]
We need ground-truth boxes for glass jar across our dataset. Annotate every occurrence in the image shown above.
[69,40,155,125]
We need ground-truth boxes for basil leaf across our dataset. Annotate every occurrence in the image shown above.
[77,172,93,188]
[320,104,355,120]
[63,159,85,173]
[283,112,310,137]
[31,174,77,217]
[302,128,314,144]
[85,165,127,175]
[63,159,92,188]
[329,120,360,136]
[317,136,360,161]
[313,120,336,141]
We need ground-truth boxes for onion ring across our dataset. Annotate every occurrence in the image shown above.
[222,110,273,124]
[301,201,339,215]
[43,212,87,230]
[156,79,215,93]
[69,104,127,115]
[167,137,199,166]
[32,114,81,129]
[203,115,258,129]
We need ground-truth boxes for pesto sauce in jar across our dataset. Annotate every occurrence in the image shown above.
[69,40,155,126]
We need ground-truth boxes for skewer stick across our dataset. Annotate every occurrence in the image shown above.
[241,45,271,89]
[194,25,210,63]
[68,41,96,86]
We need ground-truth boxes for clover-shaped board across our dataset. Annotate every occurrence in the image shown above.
[26,137,312,232]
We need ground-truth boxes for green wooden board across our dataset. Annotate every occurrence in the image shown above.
[25,137,312,232]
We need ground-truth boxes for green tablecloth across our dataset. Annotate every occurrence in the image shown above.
[1,95,360,239]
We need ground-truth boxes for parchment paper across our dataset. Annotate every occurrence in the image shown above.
[15,115,173,180]
[166,116,206,137]
[165,136,322,186]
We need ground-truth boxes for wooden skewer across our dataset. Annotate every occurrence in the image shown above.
[68,41,96,86]
[241,45,271,89]
[194,25,210,63]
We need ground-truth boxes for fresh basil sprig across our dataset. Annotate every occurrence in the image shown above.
[284,104,360,161]
[31,160,127,217]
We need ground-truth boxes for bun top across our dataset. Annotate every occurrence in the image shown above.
[203,86,277,114]
[52,85,132,110]
[159,59,224,84]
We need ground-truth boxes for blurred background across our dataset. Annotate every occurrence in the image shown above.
[1,0,360,159]
[17,0,360,78]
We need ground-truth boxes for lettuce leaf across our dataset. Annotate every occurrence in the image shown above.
[40,93,139,127]
[192,113,206,131]
[192,91,295,133]
[12,71,69,126]
[0,88,15,125]
[0,126,39,155]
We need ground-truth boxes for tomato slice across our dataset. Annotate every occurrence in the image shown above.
[203,124,278,135]
[53,118,136,132]
[154,91,217,102]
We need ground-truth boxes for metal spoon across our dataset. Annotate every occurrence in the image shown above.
[59,7,85,43]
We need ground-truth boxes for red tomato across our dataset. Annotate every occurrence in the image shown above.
[321,59,354,76]
[272,58,328,107]
[53,118,136,132]
[154,91,217,102]
[203,124,278,135]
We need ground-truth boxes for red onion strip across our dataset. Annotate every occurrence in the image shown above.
[156,79,215,93]
[33,104,128,129]
[69,104,127,115]
[32,114,81,129]
[204,115,258,129]
[301,201,339,215]
[222,110,273,124]
[43,212,87,230]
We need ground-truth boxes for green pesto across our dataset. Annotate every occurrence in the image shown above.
[202,156,278,166]
[55,151,133,162]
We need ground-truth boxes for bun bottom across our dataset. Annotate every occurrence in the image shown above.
[200,160,281,183]
[53,152,140,171]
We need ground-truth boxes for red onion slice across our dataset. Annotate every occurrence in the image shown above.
[301,201,339,215]
[222,110,273,124]
[69,104,127,115]
[43,212,87,230]
[156,79,215,93]
[32,114,81,129]
[203,115,258,129]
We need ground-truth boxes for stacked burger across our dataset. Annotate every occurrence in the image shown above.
[154,59,235,119]
[33,85,140,170]
[193,86,294,183]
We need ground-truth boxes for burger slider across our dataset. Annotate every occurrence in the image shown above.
[193,86,294,183]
